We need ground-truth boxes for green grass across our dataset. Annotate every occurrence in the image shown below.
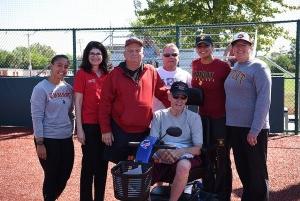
[284,78,295,114]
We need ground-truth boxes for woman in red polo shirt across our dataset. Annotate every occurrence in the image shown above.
[74,41,110,201]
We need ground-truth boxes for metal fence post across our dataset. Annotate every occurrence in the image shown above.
[296,20,300,134]
[176,25,180,48]
[72,29,77,76]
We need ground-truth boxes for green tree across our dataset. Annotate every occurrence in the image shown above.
[288,38,296,67]
[30,43,55,69]
[0,50,14,68]
[133,0,298,49]
[274,54,294,72]
[10,43,55,69]
[11,47,30,69]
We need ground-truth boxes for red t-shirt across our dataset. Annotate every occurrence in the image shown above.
[73,69,107,124]
[192,58,231,118]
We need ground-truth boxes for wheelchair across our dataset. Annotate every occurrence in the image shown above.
[111,88,224,201]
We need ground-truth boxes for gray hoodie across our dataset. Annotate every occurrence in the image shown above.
[31,79,73,139]
[224,58,271,136]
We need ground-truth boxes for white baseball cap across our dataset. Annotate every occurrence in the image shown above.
[231,32,252,45]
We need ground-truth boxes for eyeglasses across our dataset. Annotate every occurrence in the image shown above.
[163,53,178,57]
[172,95,188,100]
[89,52,102,56]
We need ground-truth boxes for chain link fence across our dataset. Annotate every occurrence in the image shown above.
[0,20,299,132]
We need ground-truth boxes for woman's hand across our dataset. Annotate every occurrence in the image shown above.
[36,144,47,160]
[77,128,85,145]
[102,132,114,146]
[247,132,257,146]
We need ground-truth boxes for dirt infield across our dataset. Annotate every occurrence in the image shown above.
[0,127,299,201]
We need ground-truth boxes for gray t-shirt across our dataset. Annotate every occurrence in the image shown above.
[31,79,73,139]
[224,58,271,135]
[150,108,203,148]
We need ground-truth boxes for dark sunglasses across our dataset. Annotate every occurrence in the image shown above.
[172,95,188,100]
[163,53,178,57]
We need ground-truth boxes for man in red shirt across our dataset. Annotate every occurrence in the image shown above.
[191,35,232,201]
[99,37,170,163]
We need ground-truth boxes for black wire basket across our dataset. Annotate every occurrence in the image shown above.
[111,161,153,201]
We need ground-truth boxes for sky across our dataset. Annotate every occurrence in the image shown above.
[0,0,299,29]
[0,0,299,54]
[0,0,137,28]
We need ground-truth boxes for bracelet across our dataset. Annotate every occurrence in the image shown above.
[35,138,44,145]
[36,141,44,145]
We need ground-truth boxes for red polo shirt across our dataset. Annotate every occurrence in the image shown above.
[74,69,107,124]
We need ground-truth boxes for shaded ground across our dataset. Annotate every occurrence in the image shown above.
[0,127,299,201]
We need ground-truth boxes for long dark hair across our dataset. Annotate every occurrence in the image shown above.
[80,41,109,74]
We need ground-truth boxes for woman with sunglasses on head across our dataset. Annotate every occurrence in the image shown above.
[73,41,110,201]
[225,32,271,201]
[31,55,74,201]
[153,43,192,112]
[191,35,232,201]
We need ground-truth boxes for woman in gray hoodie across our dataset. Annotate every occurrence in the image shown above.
[31,55,74,201]
[225,32,271,201]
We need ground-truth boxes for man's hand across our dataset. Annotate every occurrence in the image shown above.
[153,149,177,164]
[102,132,114,146]
[247,132,257,146]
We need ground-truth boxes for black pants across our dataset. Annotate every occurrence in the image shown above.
[201,116,232,201]
[37,137,74,201]
[228,126,269,201]
[103,120,149,163]
[80,124,108,201]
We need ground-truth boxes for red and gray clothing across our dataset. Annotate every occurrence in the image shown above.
[191,58,231,118]
[99,62,170,134]
[224,59,271,136]
[73,69,107,124]
[31,79,73,139]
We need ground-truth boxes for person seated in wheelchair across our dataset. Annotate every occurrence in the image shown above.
[149,81,203,201]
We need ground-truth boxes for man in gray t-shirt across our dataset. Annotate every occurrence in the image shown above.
[150,81,203,201]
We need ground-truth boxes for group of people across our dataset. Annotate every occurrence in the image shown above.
[30,31,271,201]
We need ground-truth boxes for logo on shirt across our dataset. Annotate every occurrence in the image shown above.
[49,91,72,99]
[87,79,96,84]
[229,70,246,84]
[193,71,215,85]
[162,78,176,87]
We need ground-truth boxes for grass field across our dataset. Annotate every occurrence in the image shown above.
[284,78,295,114]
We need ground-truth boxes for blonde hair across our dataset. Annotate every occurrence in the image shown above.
[162,43,179,52]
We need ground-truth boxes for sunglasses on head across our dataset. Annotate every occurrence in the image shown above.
[163,53,178,57]
[172,95,188,100]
